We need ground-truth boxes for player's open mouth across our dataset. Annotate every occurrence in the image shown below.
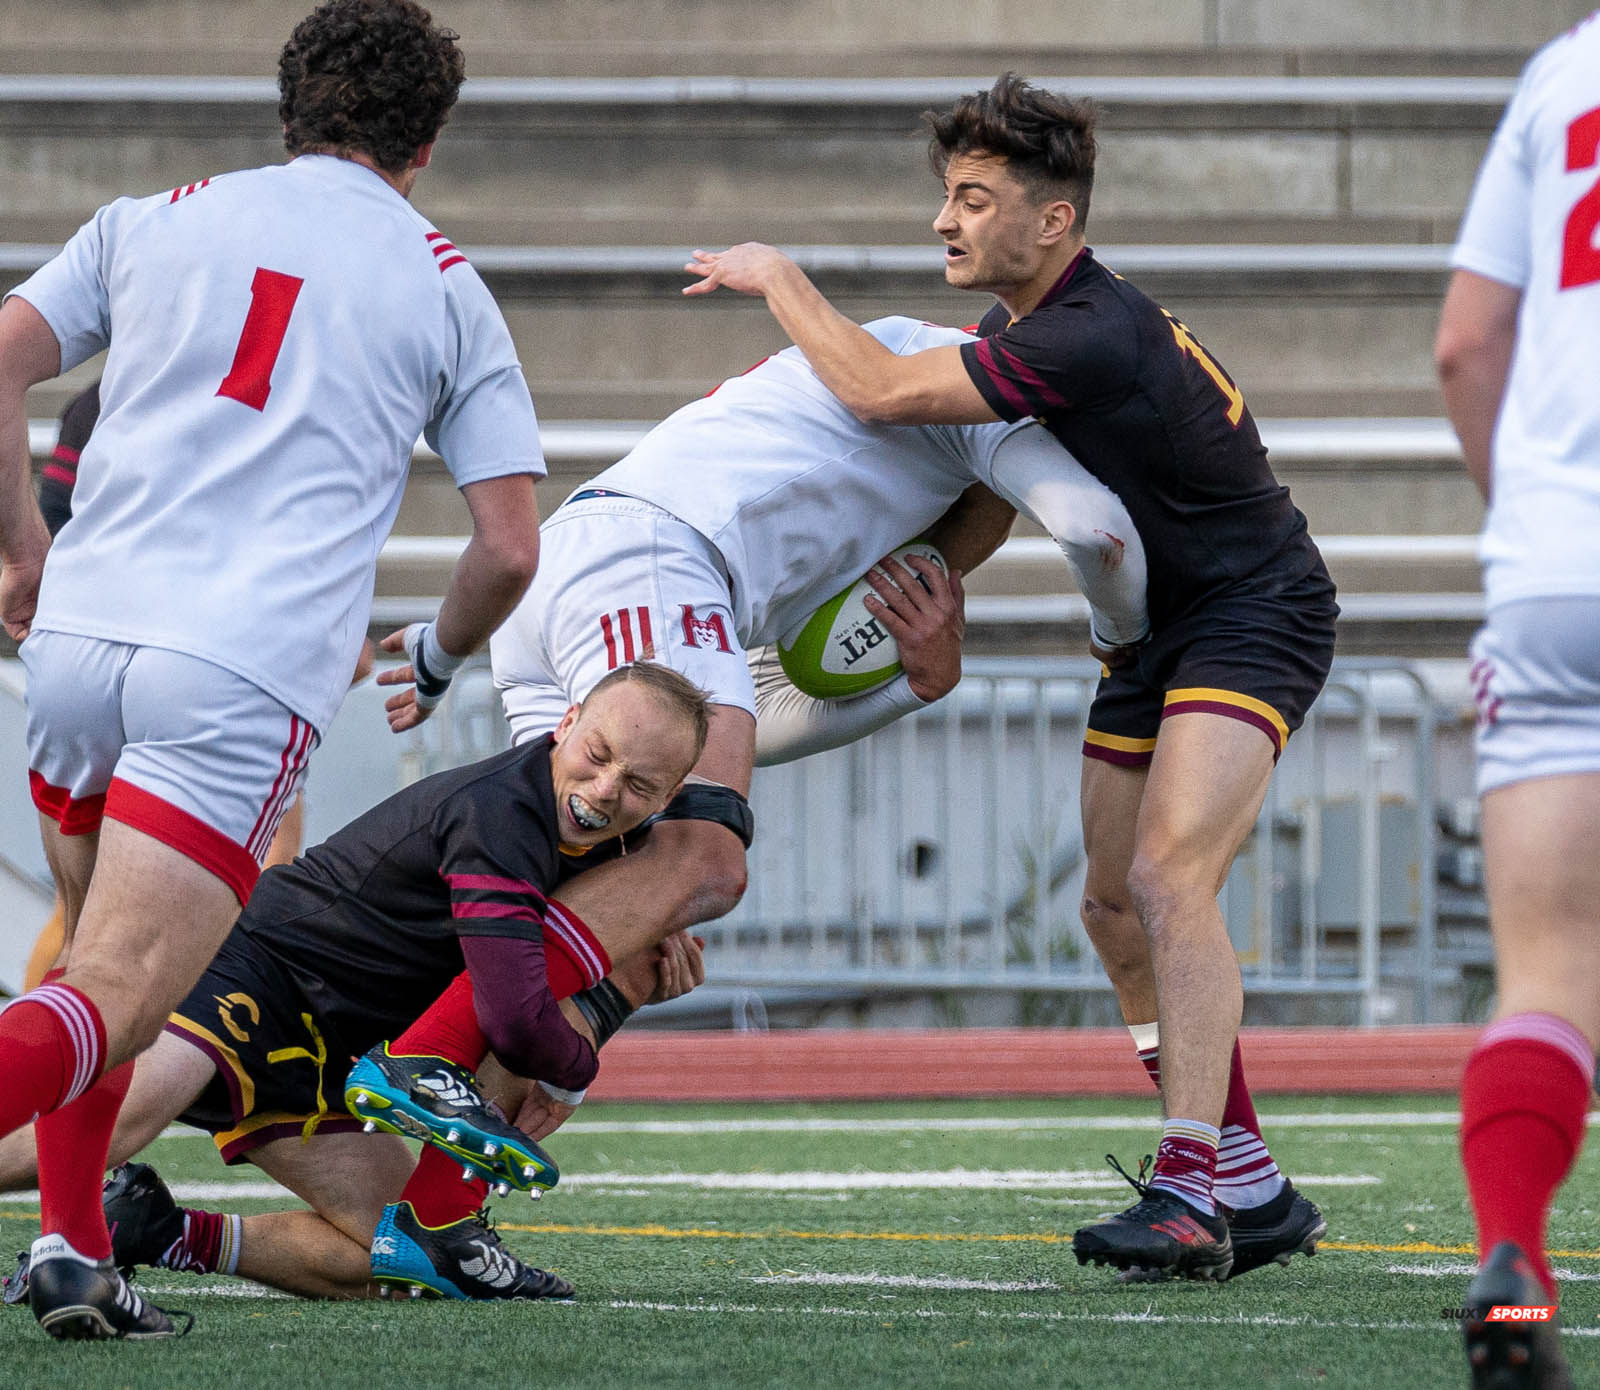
[568,794,609,833]
[944,245,968,262]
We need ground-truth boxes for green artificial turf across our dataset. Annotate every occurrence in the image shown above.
[3,1095,1593,1389]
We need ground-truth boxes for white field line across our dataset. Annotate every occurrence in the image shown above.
[1388,1262,1600,1282]
[600,1300,1600,1336]
[747,1272,1060,1291]
[157,1112,1600,1143]
[118,1280,1600,1337]
[561,1170,1381,1191]
[0,1170,1378,1204]
[471,1112,1570,1135]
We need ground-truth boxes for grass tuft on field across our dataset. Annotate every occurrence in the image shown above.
[2,1094,1594,1389]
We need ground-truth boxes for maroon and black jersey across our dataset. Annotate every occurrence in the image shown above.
[39,380,99,537]
[960,249,1330,629]
[237,734,569,1062]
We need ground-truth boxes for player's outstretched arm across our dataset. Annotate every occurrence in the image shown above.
[986,423,1149,658]
[378,472,540,731]
[0,297,64,641]
[682,243,997,426]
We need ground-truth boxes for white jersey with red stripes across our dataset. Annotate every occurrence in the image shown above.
[8,154,543,731]
[1453,12,1600,607]
[589,317,1031,646]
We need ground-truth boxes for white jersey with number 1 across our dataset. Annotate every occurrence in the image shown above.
[1453,13,1600,607]
[7,153,543,732]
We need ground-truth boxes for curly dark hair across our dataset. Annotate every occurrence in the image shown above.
[926,73,1097,227]
[279,0,465,175]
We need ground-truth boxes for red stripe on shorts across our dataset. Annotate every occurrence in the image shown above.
[247,716,301,856]
[28,770,107,836]
[105,778,260,906]
[252,718,314,859]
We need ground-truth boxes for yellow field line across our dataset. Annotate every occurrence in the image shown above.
[6,1208,1597,1260]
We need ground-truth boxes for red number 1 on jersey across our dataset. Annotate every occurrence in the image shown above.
[1561,106,1600,291]
[217,268,304,411]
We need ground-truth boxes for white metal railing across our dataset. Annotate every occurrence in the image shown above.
[27,416,1463,471]
[0,652,1457,1019]
[2,243,1455,279]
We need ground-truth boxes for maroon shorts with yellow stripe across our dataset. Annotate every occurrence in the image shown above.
[1083,570,1337,768]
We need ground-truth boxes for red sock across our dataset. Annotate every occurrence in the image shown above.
[1461,1013,1594,1300]
[0,979,107,1140]
[393,909,601,1227]
[37,1060,131,1260]
[392,971,485,1067]
[541,896,611,995]
[403,1146,490,1227]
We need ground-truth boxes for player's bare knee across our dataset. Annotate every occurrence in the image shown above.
[693,833,748,916]
[648,792,753,926]
[1080,887,1135,936]
[1125,852,1188,932]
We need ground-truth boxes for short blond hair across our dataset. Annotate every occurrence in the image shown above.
[583,662,711,764]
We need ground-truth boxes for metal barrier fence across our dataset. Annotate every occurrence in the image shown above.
[431,656,1447,1024]
[0,655,1451,1021]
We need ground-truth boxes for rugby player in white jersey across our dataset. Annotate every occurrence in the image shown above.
[0,0,543,1340]
[352,315,1150,1223]
[1436,14,1600,1387]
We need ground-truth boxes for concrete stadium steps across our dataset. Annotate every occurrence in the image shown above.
[7,242,1454,424]
[0,74,1514,249]
[0,0,1586,77]
[19,415,1481,659]
[26,414,1479,556]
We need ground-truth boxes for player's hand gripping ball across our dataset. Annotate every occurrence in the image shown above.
[777,541,947,698]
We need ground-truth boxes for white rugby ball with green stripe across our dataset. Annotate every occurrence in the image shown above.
[777,541,947,699]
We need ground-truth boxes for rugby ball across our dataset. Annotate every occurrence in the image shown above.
[777,541,948,699]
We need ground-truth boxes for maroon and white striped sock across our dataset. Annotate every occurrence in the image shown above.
[156,1209,243,1276]
[1149,1119,1221,1216]
[1215,1039,1285,1210]
[1128,1026,1284,1211]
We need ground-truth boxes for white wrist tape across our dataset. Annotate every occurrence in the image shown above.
[403,621,467,710]
[537,1079,587,1107]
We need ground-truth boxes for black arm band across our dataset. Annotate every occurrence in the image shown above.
[571,977,635,1049]
[411,642,451,700]
[654,781,755,848]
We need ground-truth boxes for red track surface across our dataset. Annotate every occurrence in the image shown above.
[592,1026,1480,1102]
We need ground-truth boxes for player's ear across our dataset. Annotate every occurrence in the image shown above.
[413,140,436,171]
[1039,198,1077,246]
[551,703,582,744]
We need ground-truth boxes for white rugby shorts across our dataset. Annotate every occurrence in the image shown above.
[22,631,318,904]
[491,494,755,744]
[1471,596,1600,795]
